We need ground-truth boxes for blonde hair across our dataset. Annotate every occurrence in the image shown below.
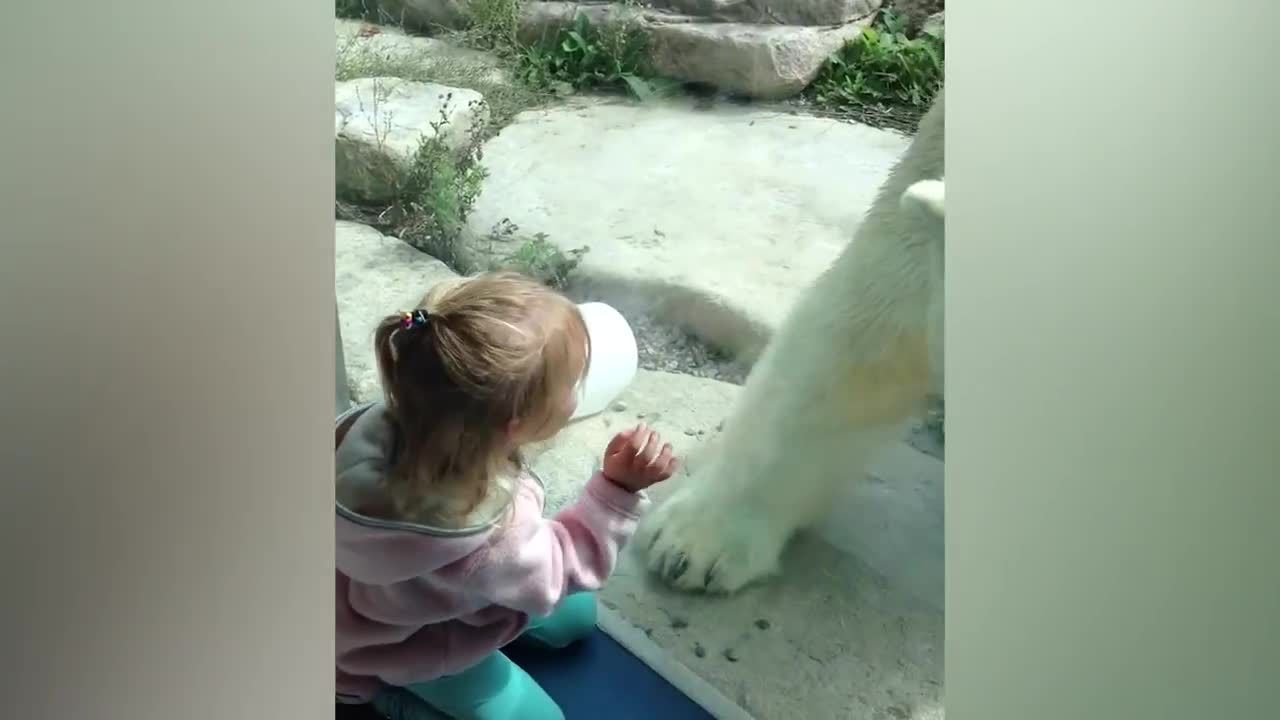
[373,271,589,525]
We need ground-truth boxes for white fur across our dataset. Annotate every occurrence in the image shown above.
[636,94,946,593]
[902,178,945,220]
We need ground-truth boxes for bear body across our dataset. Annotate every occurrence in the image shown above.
[636,93,946,593]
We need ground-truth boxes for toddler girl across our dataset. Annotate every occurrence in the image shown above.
[335,272,678,720]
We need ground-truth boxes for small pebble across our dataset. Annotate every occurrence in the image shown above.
[723,648,740,662]
[670,617,688,630]
[754,619,771,630]
[683,429,698,436]
[611,402,627,412]
[693,643,706,658]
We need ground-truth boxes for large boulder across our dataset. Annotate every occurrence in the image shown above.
[645,14,873,99]
[335,77,488,204]
[366,0,474,30]
[353,0,882,100]
[380,0,880,28]
[647,0,880,26]
[518,2,877,100]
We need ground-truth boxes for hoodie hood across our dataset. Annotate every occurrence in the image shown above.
[334,402,524,585]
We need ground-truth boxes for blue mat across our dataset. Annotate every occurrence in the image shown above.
[336,628,712,720]
[505,628,712,719]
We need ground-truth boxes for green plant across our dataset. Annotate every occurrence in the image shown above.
[462,0,522,53]
[517,12,666,100]
[337,97,589,283]
[390,98,490,271]
[337,1,669,104]
[332,5,603,285]
[484,219,589,289]
[809,8,944,126]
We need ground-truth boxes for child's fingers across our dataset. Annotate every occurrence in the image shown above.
[605,425,641,457]
[628,427,652,455]
[629,429,659,470]
[650,443,674,472]
[608,424,644,458]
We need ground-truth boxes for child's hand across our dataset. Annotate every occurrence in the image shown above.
[602,424,678,493]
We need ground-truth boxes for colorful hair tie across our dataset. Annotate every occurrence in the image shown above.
[400,309,430,329]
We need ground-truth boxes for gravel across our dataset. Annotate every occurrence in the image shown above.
[564,289,750,385]
[623,311,750,385]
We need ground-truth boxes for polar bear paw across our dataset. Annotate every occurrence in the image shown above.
[636,487,787,594]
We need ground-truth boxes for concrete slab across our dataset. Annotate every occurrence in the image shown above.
[530,370,944,720]
[465,96,910,357]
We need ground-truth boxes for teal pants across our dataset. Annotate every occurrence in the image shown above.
[371,593,597,720]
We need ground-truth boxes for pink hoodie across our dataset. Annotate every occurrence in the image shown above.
[334,403,648,702]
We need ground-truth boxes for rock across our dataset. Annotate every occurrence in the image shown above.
[373,0,473,30]
[363,0,879,100]
[516,1,650,47]
[519,2,878,100]
[378,0,880,33]
[335,18,509,86]
[886,0,944,38]
[645,17,873,100]
[893,0,944,25]
[335,221,460,404]
[335,77,487,204]
[647,0,880,26]
[464,97,910,358]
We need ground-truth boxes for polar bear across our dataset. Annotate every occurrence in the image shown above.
[635,92,945,594]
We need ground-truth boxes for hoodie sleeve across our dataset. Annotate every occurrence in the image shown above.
[430,472,648,618]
